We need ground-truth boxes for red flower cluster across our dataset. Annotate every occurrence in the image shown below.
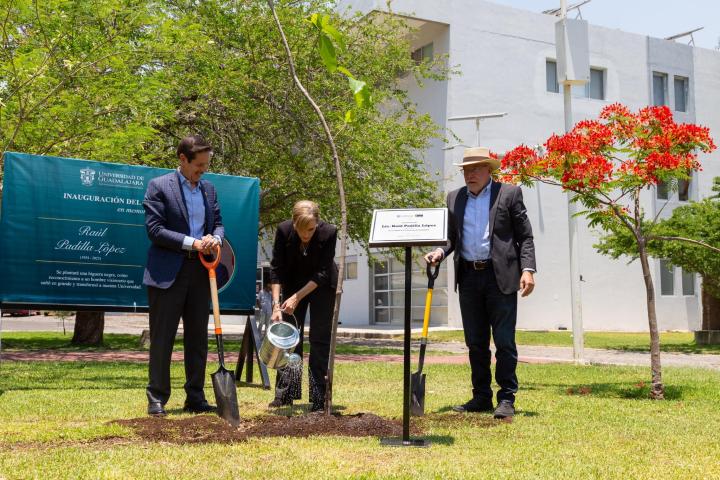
[560,155,613,189]
[497,103,716,190]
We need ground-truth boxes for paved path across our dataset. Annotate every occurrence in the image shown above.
[2,343,719,369]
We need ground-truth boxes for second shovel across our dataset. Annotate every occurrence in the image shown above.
[410,263,440,416]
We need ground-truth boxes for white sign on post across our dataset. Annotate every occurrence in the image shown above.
[368,208,448,248]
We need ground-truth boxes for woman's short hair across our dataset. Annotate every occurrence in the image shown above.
[292,200,320,231]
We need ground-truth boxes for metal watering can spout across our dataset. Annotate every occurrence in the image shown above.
[286,352,302,368]
[259,314,302,369]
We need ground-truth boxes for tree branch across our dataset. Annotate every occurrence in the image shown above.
[650,236,720,254]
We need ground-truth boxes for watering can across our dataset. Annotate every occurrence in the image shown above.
[259,314,302,369]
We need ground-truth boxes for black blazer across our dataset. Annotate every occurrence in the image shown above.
[270,220,339,293]
[442,182,536,294]
[143,171,224,289]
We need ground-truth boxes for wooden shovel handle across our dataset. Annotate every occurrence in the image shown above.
[200,245,222,333]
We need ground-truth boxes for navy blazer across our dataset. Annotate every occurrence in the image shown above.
[443,182,535,294]
[143,171,224,289]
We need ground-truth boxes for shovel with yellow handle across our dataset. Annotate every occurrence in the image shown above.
[410,263,440,417]
[200,244,241,427]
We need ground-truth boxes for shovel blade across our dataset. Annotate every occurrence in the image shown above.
[410,372,426,416]
[211,366,241,427]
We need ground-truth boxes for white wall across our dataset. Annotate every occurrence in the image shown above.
[336,0,720,331]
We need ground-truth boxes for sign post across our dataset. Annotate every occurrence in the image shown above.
[369,208,447,448]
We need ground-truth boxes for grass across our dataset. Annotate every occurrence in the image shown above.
[4,330,719,356]
[419,330,720,354]
[0,358,718,479]
[0,332,407,356]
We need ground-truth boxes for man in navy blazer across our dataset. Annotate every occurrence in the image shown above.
[425,146,535,420]
[143,134,224,417]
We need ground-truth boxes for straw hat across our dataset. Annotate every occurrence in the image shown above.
[452,146,500,170]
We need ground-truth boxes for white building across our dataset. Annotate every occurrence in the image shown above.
[262,0,720,332]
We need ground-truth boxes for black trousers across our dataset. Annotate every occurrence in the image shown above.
[146,257,210,406]
[274,285,334,406]
[458,265,519,404]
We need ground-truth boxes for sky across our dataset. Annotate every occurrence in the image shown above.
[489,0,720,50]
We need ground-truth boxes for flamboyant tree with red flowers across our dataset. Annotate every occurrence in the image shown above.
[499,104,716,399]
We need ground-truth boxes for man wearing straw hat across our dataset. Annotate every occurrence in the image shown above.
[424,146,536,419]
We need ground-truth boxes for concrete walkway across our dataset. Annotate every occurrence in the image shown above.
[2,314,719,370]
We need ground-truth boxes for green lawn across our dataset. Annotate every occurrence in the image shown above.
[0,332,408,356]
[422,330,720,354]
[0,359,719,479]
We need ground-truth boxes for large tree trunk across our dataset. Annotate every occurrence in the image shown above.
[71,311,104,346]
[701,279,720,331]
[637,241,664,399]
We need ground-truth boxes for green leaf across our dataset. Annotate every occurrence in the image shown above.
[307,13,320,29]
[347,77,365,95]
[337,66,353,78]
[320,17,346,52]
[344,109,355,123]
[354,85,371,108]
[347,77,370,108]
[318,34,337,73]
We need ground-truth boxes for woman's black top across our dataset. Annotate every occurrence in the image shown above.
[270,220,338,293]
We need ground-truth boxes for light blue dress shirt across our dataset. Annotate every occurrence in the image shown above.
[178,170,206,251]
[460,179,492,261]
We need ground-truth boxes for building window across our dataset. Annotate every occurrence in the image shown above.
[678,176,690,202]
[411,43,433,64]
[657,176,691,202]
[344,255,358,280]
[660,259,674,296]
[371,256,447,325]
[548,61,604,99]
[681,268,695,296]
[546,60,559,93]
[585,68,604,99]
[674,76,688,112]
[653,72,668,106]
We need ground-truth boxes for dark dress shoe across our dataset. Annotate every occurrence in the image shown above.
[452,398,494,413]
[268,398,292,408]
[148,402,166,417]
[493,400,515,419]
[183,400,216,414]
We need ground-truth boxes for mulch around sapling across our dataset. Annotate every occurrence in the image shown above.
[113,412,419,444]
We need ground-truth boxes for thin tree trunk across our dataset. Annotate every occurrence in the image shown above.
[636,241,664,399]
[701,279,720,331]
[267,0,347,415]
[71,311,104,346]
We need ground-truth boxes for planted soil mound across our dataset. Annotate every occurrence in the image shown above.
[113,413,417,444]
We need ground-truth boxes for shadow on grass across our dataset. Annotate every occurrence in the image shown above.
[0,363,146,391]
[554,382,686,400]
[420,434,455,445]
[433,405,540,418]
